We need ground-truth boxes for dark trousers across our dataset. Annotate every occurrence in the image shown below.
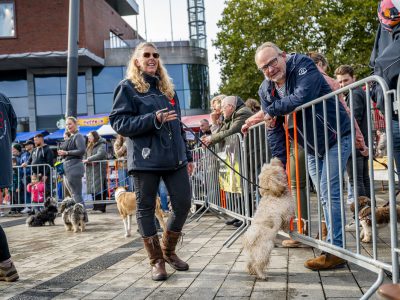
[132,166,191,237]
[0,225,11,261]
[347,155,371,199]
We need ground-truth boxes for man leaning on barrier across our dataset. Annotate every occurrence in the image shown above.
[243,42,352,271]
[201,96,253,147]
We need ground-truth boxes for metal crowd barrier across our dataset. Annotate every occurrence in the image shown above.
[0,164,54,210]
[189,74,399,298]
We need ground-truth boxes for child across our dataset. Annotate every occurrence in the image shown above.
[27,174,45,212]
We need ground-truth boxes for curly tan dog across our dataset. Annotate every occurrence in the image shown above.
[242,158,294,279]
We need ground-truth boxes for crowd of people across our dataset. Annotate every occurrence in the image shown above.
[0,0,399,286]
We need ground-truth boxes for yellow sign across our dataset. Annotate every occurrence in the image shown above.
[77,115,109,127]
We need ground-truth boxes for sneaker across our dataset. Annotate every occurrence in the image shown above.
[345,220,360,232]
[21,207,31,214]
[0,262,19,282]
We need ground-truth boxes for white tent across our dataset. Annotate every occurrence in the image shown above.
[97,124,116,136]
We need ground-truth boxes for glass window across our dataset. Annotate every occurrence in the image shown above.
[36,115,63,131]
[0,70,27,97]
[93,67,123,94]
[9,97,28,118]
[62,94,87,115]
[165,65,184,90]
[175,90,185,109]
[35,76,61,95]
[0,1,15,37]
[36,95,62,116]
[60,75,86,95]
[94,93,113,114]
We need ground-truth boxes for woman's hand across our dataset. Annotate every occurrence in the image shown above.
[82,159,89,164]
[57,150,68,156]
[156,109,177,123]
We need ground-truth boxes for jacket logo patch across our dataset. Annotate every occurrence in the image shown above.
[298,68,307,76]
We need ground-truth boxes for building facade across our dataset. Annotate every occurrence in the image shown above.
[0,0,209,132]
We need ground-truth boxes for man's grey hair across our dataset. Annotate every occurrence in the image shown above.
[255,42,283,58]
[222,96,238,108]
[200,119,209,124]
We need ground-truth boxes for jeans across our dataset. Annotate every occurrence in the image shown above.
[391,119,400,190]
[307,134,351,247]
[158,179,169,211]
[132,166,191,237]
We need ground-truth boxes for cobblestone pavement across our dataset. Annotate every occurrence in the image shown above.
[0,206,392,299]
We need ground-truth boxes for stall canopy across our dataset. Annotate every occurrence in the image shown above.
[44,126,101,141]
[97,124,116,137]
[15,130,49,143]
[181,114,210,131]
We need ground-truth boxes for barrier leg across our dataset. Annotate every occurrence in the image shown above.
[361,269,384,300]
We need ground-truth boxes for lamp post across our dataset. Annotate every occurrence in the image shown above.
[65,0,80,118]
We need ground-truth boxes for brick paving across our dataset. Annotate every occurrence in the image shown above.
[0,205,393,300]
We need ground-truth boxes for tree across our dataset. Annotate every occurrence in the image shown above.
[214,0,377,100]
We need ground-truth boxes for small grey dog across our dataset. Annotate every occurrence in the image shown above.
[60,197,86,233]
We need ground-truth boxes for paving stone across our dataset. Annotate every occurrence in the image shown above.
[251,290,286,299]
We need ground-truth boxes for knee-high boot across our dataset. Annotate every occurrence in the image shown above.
[143,235,167,281]
[161,230,189,271]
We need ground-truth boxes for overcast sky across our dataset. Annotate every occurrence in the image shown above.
[124,0,225,95]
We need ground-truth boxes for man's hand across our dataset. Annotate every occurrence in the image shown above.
[242,111,265,135]
[201,135,212,147]
[187,162,194,176]
[241,123,250,135]
[264,113,277,129]
[21,162,28,168]
[360,147,369,157]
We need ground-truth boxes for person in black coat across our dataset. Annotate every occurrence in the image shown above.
[0,92,19,282]
[110,42,193,281]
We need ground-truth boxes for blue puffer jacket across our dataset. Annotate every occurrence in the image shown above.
[259,54,351,165]
[110,74,192,171]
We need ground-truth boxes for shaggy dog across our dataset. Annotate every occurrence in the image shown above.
[115,186,166,237]
[60,197,86,233]
[26,197,58,227]
[351,196,400,243]
[242,158,294,279]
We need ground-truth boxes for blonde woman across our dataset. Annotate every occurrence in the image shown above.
[110,42,193,281]
[57,117,88,221]
[210,94,226,133]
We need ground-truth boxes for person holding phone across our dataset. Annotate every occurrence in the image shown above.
[110,42,193,282]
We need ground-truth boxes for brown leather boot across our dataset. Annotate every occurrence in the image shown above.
[315,221,328,241]
[142,235,167,281]
[304,253,346,271]
[161,230,189,271]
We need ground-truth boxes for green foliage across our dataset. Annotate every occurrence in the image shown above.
[214,0,378,100]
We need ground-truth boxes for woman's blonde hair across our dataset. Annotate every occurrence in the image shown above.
[126,42,175,99]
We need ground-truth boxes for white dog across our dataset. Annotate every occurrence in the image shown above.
[242,158,294,279]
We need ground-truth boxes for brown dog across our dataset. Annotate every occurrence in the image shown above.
[350,196,400,243]
[115,186,166,237]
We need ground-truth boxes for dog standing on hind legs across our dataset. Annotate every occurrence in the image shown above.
[242,158,294,280]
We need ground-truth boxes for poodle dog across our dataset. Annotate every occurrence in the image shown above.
[26,197,58,227]
[115,186,166,237]
[351,196,400,243]
[60,197,86,233]
[242,158,294,279]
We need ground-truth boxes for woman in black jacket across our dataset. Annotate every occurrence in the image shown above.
[110,42,193,281]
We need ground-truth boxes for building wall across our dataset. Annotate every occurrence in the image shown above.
[0,0,135,58]
[81,0,135,58]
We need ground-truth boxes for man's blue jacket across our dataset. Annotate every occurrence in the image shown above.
[259,53,351,165]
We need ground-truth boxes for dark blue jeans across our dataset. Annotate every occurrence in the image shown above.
[132,166,191,237]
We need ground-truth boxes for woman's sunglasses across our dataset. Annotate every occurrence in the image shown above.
[143,52,160,59]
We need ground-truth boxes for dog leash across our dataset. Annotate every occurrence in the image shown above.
[179,121,267,191]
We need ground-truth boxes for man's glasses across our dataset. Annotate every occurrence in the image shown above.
[258,56,279,72]
[143,52,160,59]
